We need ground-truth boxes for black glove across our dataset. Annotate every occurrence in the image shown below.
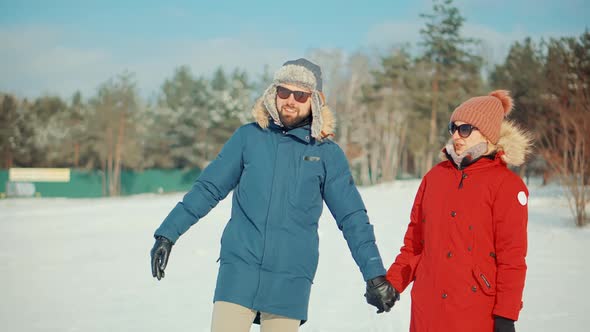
[494,316,516,332]
[151,235,173,280]
[364,276,399,313]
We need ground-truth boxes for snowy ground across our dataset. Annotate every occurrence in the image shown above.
[0,179,588,332]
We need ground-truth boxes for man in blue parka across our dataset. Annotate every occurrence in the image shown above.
[150,58,398,332]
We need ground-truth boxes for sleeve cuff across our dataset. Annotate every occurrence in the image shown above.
[361,261,387,282]
[493,304,522,321]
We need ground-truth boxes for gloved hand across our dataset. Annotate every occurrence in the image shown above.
[151,235,173,280]
[494,316,516,332]
[364,275,399,313]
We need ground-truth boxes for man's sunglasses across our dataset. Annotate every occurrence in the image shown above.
[448,122,478,138]
[276,86,312,103]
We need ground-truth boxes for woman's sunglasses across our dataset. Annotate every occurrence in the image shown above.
[276,86,312,103]
[448,122,478,138]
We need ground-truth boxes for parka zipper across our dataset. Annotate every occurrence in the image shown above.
[253,135,281,304]
[480,273,491,288]
[458,172,467,189]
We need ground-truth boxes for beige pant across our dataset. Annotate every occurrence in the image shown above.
[211,301,300,332]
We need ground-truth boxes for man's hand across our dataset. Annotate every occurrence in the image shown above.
[150,236,173,280]
[494,316,516,332]
[364,276,399,313]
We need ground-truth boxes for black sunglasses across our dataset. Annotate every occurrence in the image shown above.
[448,122,478,138]
[276,86,312,103]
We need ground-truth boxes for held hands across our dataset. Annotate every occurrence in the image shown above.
[364,276,400,313]
[150,235,173,280]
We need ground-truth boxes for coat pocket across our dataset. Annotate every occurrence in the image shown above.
[472,265,496,296]
[289,157,324,209]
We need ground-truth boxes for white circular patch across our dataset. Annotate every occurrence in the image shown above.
[517,191,527,206]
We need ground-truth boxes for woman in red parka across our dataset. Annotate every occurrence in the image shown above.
[386,90,532,332]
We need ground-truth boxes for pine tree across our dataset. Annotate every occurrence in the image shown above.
[419,0,483,173]
[362,48,414,183]
[0,94,19,168]
[87,72,142,196]
[158,66,211,169]
[538,32,590,226]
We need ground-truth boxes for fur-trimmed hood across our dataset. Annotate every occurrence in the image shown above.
[493,120,533,166]
[251,97,336,141]
[441,120,533,167]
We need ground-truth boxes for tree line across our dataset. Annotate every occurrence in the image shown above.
[1,66,260,196]
[1,0,588,225]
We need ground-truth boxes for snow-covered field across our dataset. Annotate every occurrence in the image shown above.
[0,179,588,332]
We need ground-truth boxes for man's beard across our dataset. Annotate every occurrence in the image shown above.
[279,106,311,129]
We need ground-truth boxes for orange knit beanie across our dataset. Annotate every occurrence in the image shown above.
[449,90,514,144]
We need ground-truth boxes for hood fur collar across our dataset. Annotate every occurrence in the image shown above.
[251,98,336,141]
[494,120,533,166]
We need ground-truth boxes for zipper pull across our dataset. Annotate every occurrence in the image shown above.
[480,273,491,288]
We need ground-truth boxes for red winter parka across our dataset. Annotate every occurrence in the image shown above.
[386,122,530,332]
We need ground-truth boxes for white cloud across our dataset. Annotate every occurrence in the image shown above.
[462,23,528,65]
[0,25,118,99]
[2,19,579,100]
[0,25,297,99]
[124,37,297,98]
[365,21,422,49]
[461,23,580,66]
[363,19,570,66]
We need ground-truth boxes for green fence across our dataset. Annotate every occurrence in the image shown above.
[0,168,200,198]
[0,170,7,198]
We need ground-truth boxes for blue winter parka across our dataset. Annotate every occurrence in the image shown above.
[154,105,386,322]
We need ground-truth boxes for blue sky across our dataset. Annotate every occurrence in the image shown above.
[1,0,588,99]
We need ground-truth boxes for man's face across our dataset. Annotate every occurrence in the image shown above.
[275,83,312,128]
[451,121,488,155]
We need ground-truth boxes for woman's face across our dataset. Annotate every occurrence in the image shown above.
[450,121,488,155]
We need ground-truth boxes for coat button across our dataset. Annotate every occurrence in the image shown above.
[467,246,472,251]
[469,225,473,230]
[442,293,448,299]
[447,251,453,258]
[422,218,426,223]
[450,211,457,217]
[472,286,477,292]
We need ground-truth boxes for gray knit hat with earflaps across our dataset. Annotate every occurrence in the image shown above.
[262,58,325,139]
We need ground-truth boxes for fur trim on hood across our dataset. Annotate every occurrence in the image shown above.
[251,97,336,141]
[441,120,533,167]
[494,120,533,166]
